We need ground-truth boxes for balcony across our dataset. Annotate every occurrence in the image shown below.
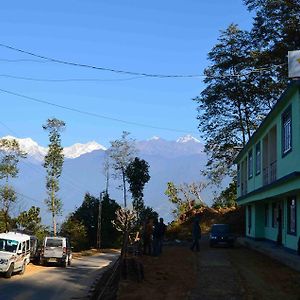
[263,160,277,186]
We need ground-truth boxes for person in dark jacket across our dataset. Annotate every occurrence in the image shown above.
[158,218,166,254]
[142,218,153,255]
[152,218,160,256]
[190,215,201,252]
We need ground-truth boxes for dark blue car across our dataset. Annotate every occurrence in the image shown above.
[209,224,235,247]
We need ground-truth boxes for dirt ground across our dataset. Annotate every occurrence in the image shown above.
[118,244,197,300]
[117,239,300,300]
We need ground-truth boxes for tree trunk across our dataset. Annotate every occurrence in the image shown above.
[122,170,127,207]
[52,179,56,236]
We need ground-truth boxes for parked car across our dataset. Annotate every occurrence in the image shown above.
[40,236,72,267]
[209,224,235,247]
[29,235,40,263]
[0,232,31,278]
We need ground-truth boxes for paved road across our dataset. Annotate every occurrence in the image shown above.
[0,252,119,300]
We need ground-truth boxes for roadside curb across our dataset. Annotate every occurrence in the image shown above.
[237,237,300,273]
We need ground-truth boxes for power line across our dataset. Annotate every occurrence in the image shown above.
[0,58,48,63]
[15,190,44,205]
[0,87,198,134]
[0,73,144,82]
[0,43,200,78]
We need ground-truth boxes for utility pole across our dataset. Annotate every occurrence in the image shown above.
[97,192,103,250]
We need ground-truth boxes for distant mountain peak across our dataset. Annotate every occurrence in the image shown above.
[64,141,106,159]
[148,136,161,141]
[176,134,201,144]
[0,136,106,160]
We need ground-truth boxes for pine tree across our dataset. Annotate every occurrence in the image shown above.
[43,118,65,236]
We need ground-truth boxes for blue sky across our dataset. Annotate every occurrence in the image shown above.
[0,0,253,148]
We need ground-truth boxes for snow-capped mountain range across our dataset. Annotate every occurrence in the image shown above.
[1,135,203,160]
[2,136,106,160]
[0,134,211,223]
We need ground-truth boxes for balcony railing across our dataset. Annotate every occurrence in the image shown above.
[263,160,277,186]
[270,160,277,183]
[241,181,247,196]
[263,166,269,186]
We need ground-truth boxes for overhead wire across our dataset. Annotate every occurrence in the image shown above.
[0,43,285,79]
[0,43,200,78]
[0,88,198,134]
[0,74,144,82]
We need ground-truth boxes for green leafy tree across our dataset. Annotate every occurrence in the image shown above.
[139,206,158,223]
[212,181,237,209]
[125,157,150,219]
[165,181,206,218]
[245,0,300,91]
[100,193,122,248]
[194,24,269,184]
[72,193,121,249]
[16,206,42,234]
[60,217,88,251]
[109,131,136,207]
[0,138,26,231]
[43,118,66,236]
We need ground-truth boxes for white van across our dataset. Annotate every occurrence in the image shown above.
[0,232,31,278]
[40,236,72,267]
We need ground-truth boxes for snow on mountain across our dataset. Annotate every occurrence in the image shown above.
[176,134,201,144]
[2,135,47,161]
[0,136,106,160]
[63,141,106,159]
[148,136,161,141]
[136,135,203,158]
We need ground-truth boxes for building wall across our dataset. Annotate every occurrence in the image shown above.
[237,88,300,198]
[245,193,300,251]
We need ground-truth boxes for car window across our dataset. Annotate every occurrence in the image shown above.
[212,225,230,234]
[46,238,63,247]
[0,239,18,253]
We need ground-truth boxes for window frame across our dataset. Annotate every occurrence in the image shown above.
[282,105,292,157]
[287,196,297,235]
[248,149,253,179]
[255,141,261,176]
[237,164,240,187]
[264,203,269,227]
[272,202,278,228]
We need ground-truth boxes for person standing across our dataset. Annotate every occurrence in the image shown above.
[190,215,201,252]
[152,218,160,256]
[158,217,166,254]
[142,218,153,255]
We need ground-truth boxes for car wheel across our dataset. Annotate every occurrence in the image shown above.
[4,263,14,278]
[19,261,27,275]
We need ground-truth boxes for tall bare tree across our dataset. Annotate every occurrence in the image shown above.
[108,132,136,207]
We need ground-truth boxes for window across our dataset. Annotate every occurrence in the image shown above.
[247,205,252,234]
[272,203,278,228]
[287,197,297,235]
[237,164,240,187]
[282,106,292,155]
[264,204,269,227]
[248,150,253,179]
[255,142,261,175]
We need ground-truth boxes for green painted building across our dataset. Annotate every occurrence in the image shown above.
[235,80,300,251]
